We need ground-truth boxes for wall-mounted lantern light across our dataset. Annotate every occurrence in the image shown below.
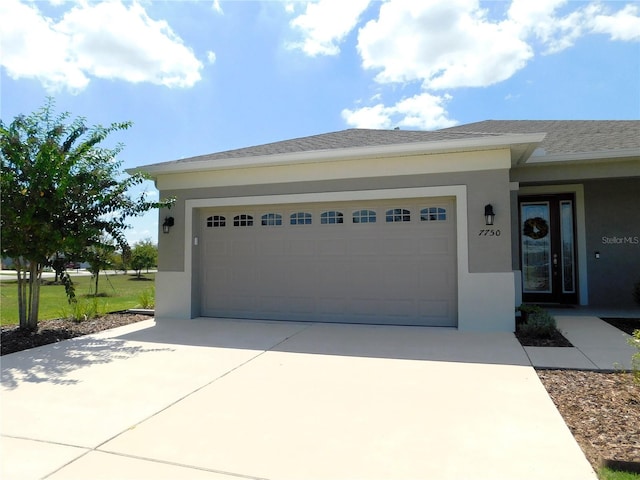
[484,204,495,226]
[162,216,175,234]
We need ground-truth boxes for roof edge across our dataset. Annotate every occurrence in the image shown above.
[526,147,640,164]
[127,133,546,177]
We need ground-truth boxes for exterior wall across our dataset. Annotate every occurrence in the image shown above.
[511,157,640,184]
[154,148,516,331]
[158,169,512,274]
[515,179,639,309]
[583,178,640,308]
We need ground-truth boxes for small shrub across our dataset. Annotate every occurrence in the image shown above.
[517,304,545,315]
[518,308,557,338]
[59,297,107,322]
[629,329,640,384]
[516,304,544,325]
[137,286,155,309]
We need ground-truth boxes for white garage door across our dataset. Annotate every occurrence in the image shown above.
[199,198,457,327]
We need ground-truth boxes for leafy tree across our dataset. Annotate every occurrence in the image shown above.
[0,99,170,330]
[113,249,130,274]
[50,252,67,283]
[130,239,157,278]
[85,236,117,295]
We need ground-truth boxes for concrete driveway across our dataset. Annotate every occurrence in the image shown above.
[1,318,596,480]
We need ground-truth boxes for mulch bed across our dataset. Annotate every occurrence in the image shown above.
[600,318,640,336]
[538,370,639,472]
[515,328,574,347]
[0,313,151,356]
[517,317,640,472]
[1,312,639,474]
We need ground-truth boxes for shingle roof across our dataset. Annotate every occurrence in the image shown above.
[148,128,502,167]
[142,120,639,169]
[438,120,640,156]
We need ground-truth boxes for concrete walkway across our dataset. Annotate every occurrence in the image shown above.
[523,315,637,370]
[0,318,604,480]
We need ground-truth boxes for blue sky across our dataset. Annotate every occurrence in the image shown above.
[2,0,639,244]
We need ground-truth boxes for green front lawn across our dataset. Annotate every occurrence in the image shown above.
[599,467,640,480]
[0,272,155,326]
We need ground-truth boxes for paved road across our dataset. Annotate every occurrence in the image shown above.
[0,269,156,281]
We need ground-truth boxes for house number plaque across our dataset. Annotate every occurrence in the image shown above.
[478,229,501,236]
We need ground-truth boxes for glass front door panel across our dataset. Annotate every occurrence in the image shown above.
[560,200,575,294]
[521,202,552,293]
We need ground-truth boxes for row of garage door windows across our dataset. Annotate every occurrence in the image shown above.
[206,207,447,228]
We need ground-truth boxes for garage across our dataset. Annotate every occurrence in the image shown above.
[199,197,457,327]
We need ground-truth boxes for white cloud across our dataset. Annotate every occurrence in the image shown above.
[0,0,84,90]
[343,0,639,129]
[507,0,587,54]
[357,0,533,90]
[289,0,371,56]
[0,0,203,92]
[588,3,640,42]
[356,0,640,89]
[342,93,457,130]
[212,0,223,15]
[207,50,217,64]
[341,104,391,129]
[508,0,640,53]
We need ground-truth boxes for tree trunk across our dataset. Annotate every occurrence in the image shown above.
[94,269,100,295]
[22,261,41,331]
[15,258,27,327]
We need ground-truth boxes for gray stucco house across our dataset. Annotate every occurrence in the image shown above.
[132,120,640,331]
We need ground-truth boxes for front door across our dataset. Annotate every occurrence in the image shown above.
[519,194,578,304]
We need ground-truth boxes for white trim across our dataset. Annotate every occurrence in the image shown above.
[186,187,462,209]
[183,186,475,326]
[518,184,588,305]
[164,184,516,330]
[527,148,640,164]
[131,133,545,176]
[185,185,469,275]
[156,149,513,191]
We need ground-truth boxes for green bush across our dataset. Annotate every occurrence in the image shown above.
[517,304,545,316]
[518,308,557,338]
[137,286,155,309]
[59,297,107,323]
[629,329,640,384]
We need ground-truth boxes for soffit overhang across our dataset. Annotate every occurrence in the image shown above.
[127,133,546,179]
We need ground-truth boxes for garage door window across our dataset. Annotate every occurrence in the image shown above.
[261,213,283,226]
[386,208,411,223]
[233,214,253,227]
[352,210,376,224]
[420,207,447,222]
[206,215,226,227]
[321,211,344,224]
[290,212,312,225]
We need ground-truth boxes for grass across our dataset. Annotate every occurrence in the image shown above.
[0,272,155,326]
[599,467,640,480]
